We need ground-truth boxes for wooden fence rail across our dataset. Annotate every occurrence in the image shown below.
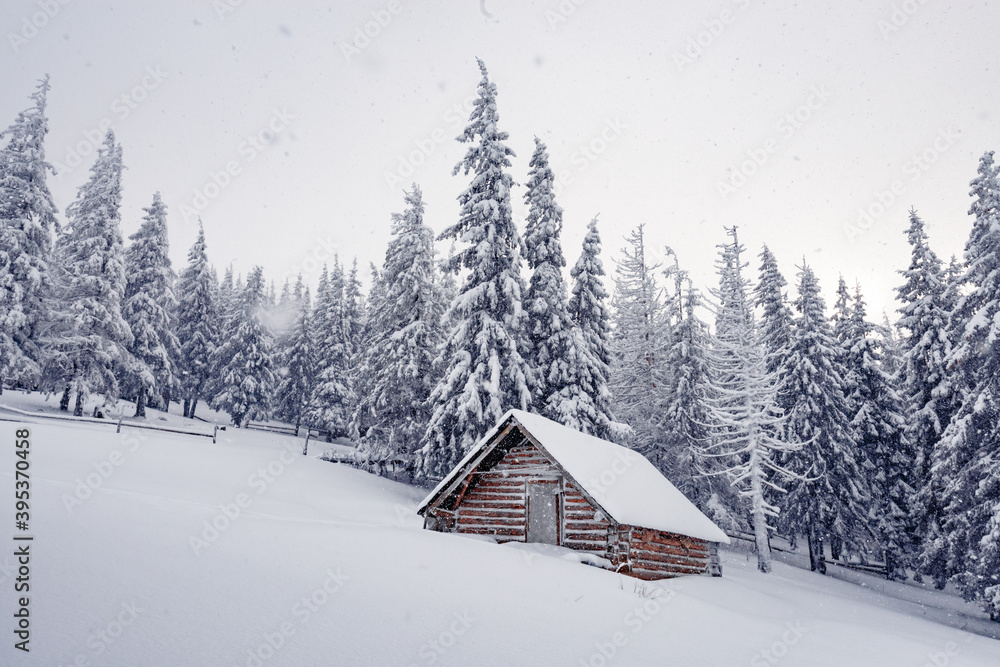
[0,403,219,442]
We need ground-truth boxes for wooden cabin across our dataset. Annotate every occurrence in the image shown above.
[417,410,730,580]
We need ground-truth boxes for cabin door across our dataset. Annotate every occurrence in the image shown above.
[526,482,560,545]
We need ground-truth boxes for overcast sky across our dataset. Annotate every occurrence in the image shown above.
[3,0,998,319]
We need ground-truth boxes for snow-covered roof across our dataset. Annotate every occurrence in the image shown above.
[418,410,730,544]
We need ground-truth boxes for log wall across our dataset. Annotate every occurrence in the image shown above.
[611,525,710,580]
[451,440,611,556]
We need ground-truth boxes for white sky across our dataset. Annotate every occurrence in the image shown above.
[3,0,998,319]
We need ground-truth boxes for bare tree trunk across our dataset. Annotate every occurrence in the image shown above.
[183,398,190,418]
[807,528,827,574]
[751,463,772,573]
[134,386,146,418]
[73,392,84,417]
[60,386,71,411]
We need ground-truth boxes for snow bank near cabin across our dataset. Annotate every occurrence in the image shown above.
[1,419,998,666]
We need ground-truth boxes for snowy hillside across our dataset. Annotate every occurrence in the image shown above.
[3,418,999,666]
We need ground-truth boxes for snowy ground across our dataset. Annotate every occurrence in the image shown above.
[2,403,1000,665]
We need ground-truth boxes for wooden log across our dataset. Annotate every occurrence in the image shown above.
[457,516,523,527]
[456,526,525,537]
[473,476,525,485]
[463,500,525,509]
[632,549,709,568]
[629,563,705,578]
[563,521,610,532]
[633,540,708,559]
[563,540,609,551]
[458,509,524,519]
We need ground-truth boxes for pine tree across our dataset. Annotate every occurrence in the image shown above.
[567,217,626,441]
[934,151,1000,613]
[176,221,215,419]
[845,284,914,578]
[309,258,353,438]
[892,209,953,585]
[755,245,794,381]
[661,273,713,503]
[0,76,59,388]
[420,59,531,480]
[204,265,236,405]
[831,275,854,351]
[355,185,444,461]
[698,227,800,573]
[781,262,870,573]
[610,224,667,466]
[522,137,582,426]
[44,130,132,416]
[211,266,274,426]
[273,284,315,433]
[121,192,178,417]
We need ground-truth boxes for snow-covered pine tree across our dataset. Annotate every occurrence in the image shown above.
[309,265,331,376]
[121,192,179,417]
[831,276,854,351]
[521,137,584,427]
[342,258,364,355]
[176,221,215,419]
[273,284,315,434]
[203,265,236,405]
[308,258,353,438]
[354,185,444,463]
[211,266,274,427]
[892,209,954,585]
[660,269,713,504]
[567,217,626,442]
[755,245,794,383]
[876,313,903,379]
[933,151,1000,614]
[845,284,914,578]
[0,76,59,388]
[698,227,800,573]
[610,224,668,466]
[780,261,870,572]
[43,130,132,416]
[420,59,531,481]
